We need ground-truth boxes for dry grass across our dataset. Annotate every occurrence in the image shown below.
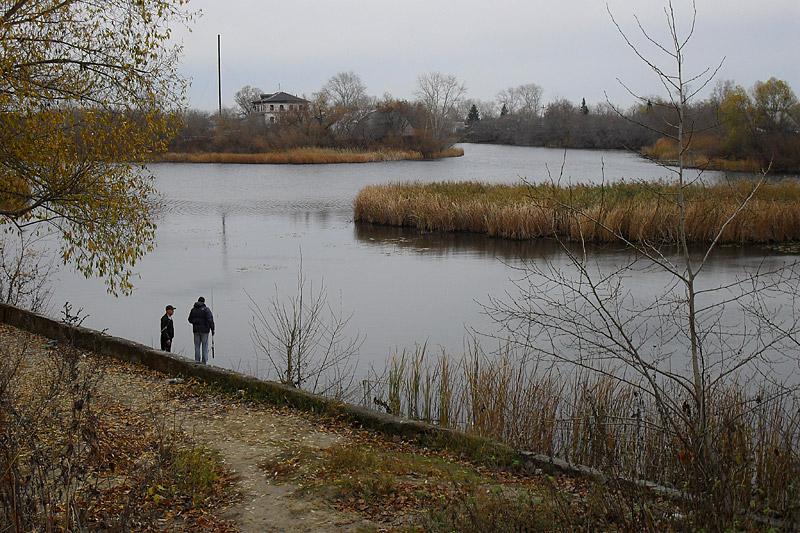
[415,486,559,533]
[364,345,800,526]
[258,439,496,525]
[354,179,800,244]
[0,327,236,531]
[155,146,464,165]
[643,136,762,172]
[430,146,465,159]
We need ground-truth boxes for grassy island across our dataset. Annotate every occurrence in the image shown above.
[156,146,464,165]
[354,180,800,244]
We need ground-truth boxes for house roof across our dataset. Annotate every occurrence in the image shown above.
[252,91,309,105]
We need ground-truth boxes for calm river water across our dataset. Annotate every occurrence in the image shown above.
[47,143,798,379]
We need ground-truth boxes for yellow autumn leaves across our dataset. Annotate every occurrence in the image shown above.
[0,0,193,293]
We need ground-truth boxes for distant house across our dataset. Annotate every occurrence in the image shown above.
[251,91,309,124]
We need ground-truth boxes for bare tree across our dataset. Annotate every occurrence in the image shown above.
[484,1,800,527]
[495,88,517,114]
[321,71,368,109]
[415,72,467,139]
[234,85,264,117]
[460,98,498,121]
[249,264,363,400]
[709,78,738,106]
[517,84,544,117]
[476,100,499,121]
[496,83,544,117]
[1,305,104,529]
[0,231,53,313]
[319,71,374,138]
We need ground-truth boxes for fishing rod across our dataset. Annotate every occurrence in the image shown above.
[211,289,216,360]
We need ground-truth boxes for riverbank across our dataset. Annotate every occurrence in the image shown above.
[155,146,464,165]
[354,180,800,244]
[642,136,800,174]
[641,138,763,173]
[1,323,613,531]
[461,139,798,174]
[644,153,764,173]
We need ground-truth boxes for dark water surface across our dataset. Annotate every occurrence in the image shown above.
[47,144,797,379]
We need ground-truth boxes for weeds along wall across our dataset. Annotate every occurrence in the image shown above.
[360,344,800,522]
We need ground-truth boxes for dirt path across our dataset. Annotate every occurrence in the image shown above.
[101,359,381,532]
[5,325,580,531]
[3,323,691,531]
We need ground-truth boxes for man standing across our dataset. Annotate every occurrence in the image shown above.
[188,296,215,364]
[160,305,175,352]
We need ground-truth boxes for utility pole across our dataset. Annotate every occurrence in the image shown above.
[217,34,222,117]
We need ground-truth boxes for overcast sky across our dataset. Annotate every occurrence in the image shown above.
[173,0,800,111]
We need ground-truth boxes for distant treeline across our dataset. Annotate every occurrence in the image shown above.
[464,101,656,150]
[463,78,800,172]
[169,73,800,171]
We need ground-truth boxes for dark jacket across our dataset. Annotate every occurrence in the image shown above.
[188,302,215,334]
[160,313,174,341]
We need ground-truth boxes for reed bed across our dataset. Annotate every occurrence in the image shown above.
[156,146,464,165]
[354,180,800,244]
[430,146,465,159]
[643,136,762,172]
[362,345,800,523]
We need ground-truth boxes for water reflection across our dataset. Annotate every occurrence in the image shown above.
[290,209,334,228]
[354,222,790,263]
[355,222,569,260]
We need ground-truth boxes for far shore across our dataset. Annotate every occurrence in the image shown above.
[460,140,798,174]
[641,154,800,175]
[640,148,766,173]
[153,146,464,165]
[641,137,799,174]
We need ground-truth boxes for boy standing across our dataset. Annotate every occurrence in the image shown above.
[160,305,175,352]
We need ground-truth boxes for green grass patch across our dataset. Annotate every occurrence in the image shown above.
[145,445,229,509]
[258,440,494,521]
[412,485,558,532]
[171,446,224,504]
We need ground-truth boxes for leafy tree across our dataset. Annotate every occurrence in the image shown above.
[718,84,753,157]
[0,0,192,294]
[466,104,480,124]
[751,77,798,133]
[500,104,509,117]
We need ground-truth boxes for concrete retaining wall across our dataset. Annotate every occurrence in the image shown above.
[0,303,518,462]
